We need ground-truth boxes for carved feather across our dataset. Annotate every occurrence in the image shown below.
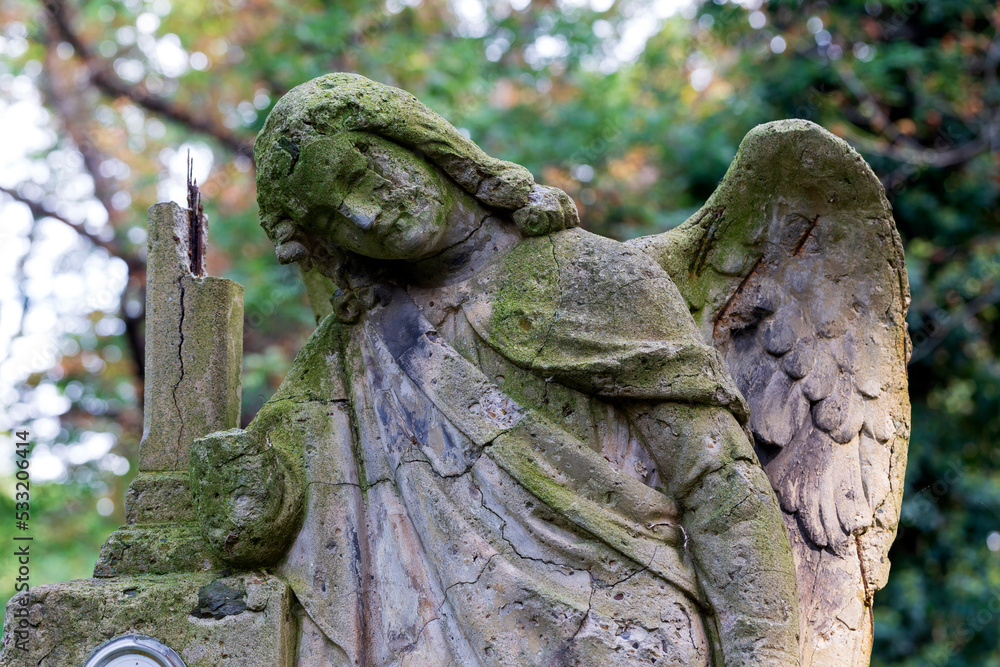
[629,119,910,665]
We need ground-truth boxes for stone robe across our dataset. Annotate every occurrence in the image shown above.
[254,228,797,666]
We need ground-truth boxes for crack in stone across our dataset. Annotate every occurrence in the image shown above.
[676,460,728,505]
[675,601,698,655]
[366,452,490,659]
[608,545,658,591]
[713,254,766,340]
[471,475,584,575]
[854,535,873,610]
[390,426,500,482]
[444,552,501,595]
[215,447,255,468]
[610,274,655,295]
[870,434,899,526]
[171,277,187,469]
[399,456,479,480]
[414,210,491,265]
[571,546,660,643]
[675,454,758,507]
[410,613,443,653]
[273,394,350,406]
[689,207,727,277]
[571,575,596,642]
[725,494,754,520]
[469,473,605,648]
[791,214,820,256]
[308,479,388,490]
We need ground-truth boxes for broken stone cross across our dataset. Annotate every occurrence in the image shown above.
[95,201,243,575]
[1,202,299,667]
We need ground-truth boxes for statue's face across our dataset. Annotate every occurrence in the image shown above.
[257,131,457,263]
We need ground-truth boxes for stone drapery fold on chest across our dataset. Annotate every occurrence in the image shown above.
[369,287,700,599]
[280,283,716,666]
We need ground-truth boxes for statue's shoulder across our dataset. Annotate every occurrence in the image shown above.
[462,226,746,409]
[550,227,688,303]
[550,225,667,276]
[468,227,699,347]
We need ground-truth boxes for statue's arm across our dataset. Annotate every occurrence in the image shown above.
[190,314,348,567]
[628,402,800,667]
[189,420,306,567]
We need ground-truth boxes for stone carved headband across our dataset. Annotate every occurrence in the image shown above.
[254,72,579,242]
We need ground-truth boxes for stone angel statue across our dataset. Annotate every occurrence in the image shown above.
[189,73,908,667]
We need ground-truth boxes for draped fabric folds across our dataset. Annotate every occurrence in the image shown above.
[266,228,749,666]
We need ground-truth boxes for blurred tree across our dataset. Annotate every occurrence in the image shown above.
[0,0,997,663]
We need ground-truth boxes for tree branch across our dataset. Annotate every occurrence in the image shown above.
[846,130,990,169]
[44,0,254,159]
[835,63,994,170]
[909,282,1000,364]
[0,185,118,254]
[35,35,148,379]
[1,183,147,379]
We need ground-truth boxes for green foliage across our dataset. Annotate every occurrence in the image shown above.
[0,475,125,613]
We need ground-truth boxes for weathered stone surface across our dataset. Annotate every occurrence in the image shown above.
[0,573,295,666]
[189,427,305,567]
[93,523,219,577]
[299,265,335,324]
[96,202,246,580]
[190,580,248,619]
[49,75,901,667]
[206,72,820,666]
[140,202,243,473]
[7,194,263,666]
[255,72,534,213]
[631,119,910,666]
[124,471,195,525]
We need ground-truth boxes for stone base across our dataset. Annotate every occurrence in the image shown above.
[94,522,220,577]
[0,572,296,666]
[94,472,221,578]
[124,472,197,525]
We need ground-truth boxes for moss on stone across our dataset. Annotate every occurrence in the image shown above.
[255,73,533,217]
[189,426,305,568]
[123,471,196,525]
[486,235,561,366]
[257,312,346,411]
[93,523,220,577]
[0,573,295,666]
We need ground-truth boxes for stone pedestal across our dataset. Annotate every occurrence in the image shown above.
[0,573,296,666]
[0,202,296,665]
[96,202,242,577]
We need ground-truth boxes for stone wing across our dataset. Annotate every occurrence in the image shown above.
[629,120,910,664]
